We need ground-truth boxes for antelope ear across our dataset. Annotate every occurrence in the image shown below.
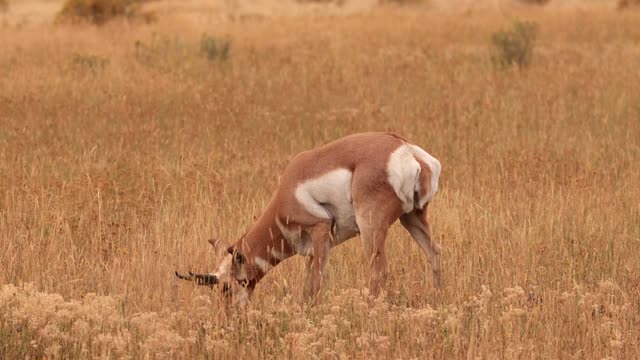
[208,238,221,249]
[227,247,246,264]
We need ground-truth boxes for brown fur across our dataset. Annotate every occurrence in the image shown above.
[194,132,441,303]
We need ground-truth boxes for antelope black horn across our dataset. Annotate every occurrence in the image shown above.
[175,270,218,286]
[175,271,192,280]
[193,273,218,286]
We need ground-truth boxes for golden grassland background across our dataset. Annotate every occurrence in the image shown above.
[1,1,640,358]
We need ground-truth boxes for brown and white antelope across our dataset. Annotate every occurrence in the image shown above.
[176,132,442,306]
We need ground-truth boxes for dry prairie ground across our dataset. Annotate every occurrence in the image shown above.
[1,2,640,359]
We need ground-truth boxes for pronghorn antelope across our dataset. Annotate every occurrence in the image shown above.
[176,132,442,306]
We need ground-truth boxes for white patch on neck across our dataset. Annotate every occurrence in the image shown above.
[270,248,288,261]
[294,168,353,220]
[254,257,273,273]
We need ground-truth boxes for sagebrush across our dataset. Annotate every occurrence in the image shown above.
[517,0,551,5]
[57,0,151,24]
[618,0,640,8]
[200,34,231,62]
[491,20,538,68]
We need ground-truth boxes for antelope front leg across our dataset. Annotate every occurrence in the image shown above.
[358,224,390,297]
[303,256,315,300]
[303,223,332,304]
[353,196,399,297]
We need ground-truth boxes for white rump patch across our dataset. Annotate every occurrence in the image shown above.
[387,145,421,213]
[387,144,441,212]
[408,144,441,208]
[294,168,353,220]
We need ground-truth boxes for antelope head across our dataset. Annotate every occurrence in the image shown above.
[175,239,256,307]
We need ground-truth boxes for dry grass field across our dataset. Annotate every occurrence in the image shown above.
[1,1,640,358]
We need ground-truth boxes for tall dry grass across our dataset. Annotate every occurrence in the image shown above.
[1,6,639,359]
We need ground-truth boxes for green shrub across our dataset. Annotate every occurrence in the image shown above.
[618,0,640,9]
[134,33,192,71]
[57,0,151,25]
[378,0,426,4]
[200,34,231,62]
[296,0,346,4]
[517,0,550,5]
[491,21,538,68]
[70,53,110,74]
